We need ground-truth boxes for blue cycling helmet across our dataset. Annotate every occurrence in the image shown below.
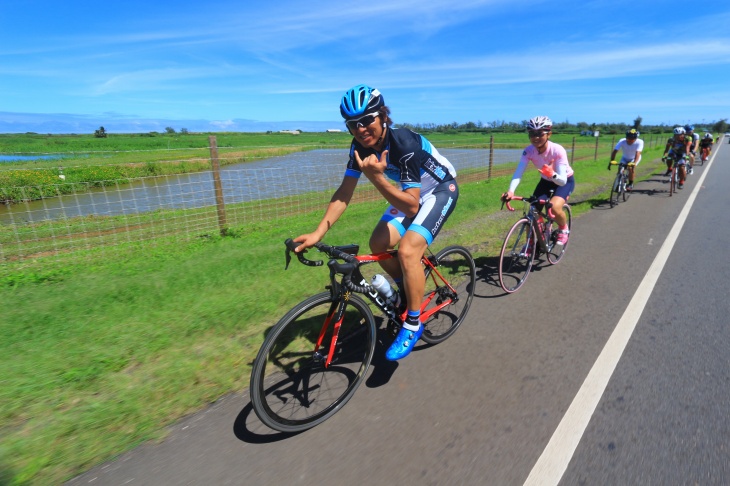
[340,84,384,119]
[684,124,694,131]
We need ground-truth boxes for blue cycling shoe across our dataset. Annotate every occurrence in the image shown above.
[385,324,423,361]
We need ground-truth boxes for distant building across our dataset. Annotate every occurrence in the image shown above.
[279,130,301,135]
[326,129,343,133]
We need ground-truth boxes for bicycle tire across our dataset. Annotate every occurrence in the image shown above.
[547,204,572,265]
[669,166,675,197]
[419,245,476,344]
[609,171,621,207]
[498,219,536,293]
[250,292,376,433]
[621,172,631,203]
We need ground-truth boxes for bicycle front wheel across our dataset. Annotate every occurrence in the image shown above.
[420,245,476,344]
[499,219,536,293]
[547,204,572,265]
[609,172,621,207]
[622,173,631,203]
[250,292,376,433]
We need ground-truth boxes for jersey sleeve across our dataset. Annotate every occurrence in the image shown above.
[508,149,531,193]
[552,144,571,185]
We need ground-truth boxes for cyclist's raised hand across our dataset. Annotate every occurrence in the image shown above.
[354,149,389,180]
[539,164,555,179]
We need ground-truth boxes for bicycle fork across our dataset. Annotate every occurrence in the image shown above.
[312,299,346,369]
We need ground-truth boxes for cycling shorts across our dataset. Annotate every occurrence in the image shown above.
[382,180,458,245]
[668,152,688,164]
[532,175,575,202]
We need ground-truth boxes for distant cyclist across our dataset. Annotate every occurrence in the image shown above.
[699,132,714,161]
[502,116,574,245]
[684,124,699,174]
[293,84,458,361]
[610,128,643,190]
[663,127,691,189]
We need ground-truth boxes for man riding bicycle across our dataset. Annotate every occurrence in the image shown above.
[699,132,714,161]
[610,128,643,190]
[502,116,574,245]
[293,84,459,361]
[663,127,691,189]
[684,124,699,174]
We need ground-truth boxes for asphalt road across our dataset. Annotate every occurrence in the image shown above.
[68,140,730,486]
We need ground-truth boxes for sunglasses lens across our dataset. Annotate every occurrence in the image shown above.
[528,131,545,137]
[346,114,376,130]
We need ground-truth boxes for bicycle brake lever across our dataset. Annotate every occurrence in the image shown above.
[284,239,297,269]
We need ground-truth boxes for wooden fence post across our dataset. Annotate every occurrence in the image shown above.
[208,136,228,236]
[594,135,599,162]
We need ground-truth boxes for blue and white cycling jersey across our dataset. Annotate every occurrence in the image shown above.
[344,127,456,201]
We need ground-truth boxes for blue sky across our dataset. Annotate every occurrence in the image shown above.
[2,0,730,133]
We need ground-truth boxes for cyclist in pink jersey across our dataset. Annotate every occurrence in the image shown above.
[502,116,575,245]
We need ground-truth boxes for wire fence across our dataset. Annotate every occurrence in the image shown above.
[0,134,663,270]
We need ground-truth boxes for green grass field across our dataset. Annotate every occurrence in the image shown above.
[0,135,667,485]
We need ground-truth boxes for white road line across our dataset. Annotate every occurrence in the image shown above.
[523,146,719,485]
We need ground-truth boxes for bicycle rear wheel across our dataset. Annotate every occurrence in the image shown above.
[547,204,572,264]
[250,292,376,433]
[420,245,476,344]
[499,219,536,293]
[609,172,621,207]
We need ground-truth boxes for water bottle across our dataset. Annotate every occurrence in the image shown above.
[371,274,400,307]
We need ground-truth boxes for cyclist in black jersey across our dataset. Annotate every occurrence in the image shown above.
[699,133,713,159]
[662,127,691,189]
[293,85,459,361]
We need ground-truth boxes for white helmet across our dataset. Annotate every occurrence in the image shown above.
[704,132,712,139]
[673,127,685,135]
[527,116,553,131]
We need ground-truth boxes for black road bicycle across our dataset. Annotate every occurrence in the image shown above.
[608,160,635,207]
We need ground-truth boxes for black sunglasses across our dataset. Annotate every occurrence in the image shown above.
[528,130,549,138]
[346,113,379,131]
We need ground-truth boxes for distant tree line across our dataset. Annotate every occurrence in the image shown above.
[395,117,729,135]
[93,126,190,137]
